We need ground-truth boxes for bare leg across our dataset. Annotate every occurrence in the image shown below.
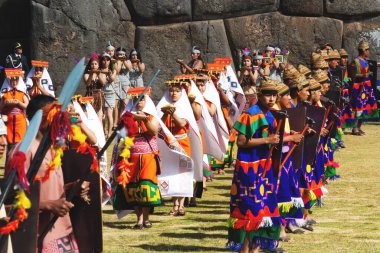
[240,236,249,253]
[134,206,143,225]
[106,107,113,139]
[113,100,119,128]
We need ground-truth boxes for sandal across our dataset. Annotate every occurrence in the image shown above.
[285,227,304,234]
[143,220,152,228]
[301,224,314,231]
[352,128,361,136]
[359,129,366,135]
[218,169,225,175]
[307,219,317,225]
[178,206,186,216]
[133,224,143,230]
[169,206,179,216]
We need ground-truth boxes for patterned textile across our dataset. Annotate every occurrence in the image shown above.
[227,105,281,251]
[351,57,379,120]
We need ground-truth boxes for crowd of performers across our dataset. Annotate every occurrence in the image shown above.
[0,39,377,253]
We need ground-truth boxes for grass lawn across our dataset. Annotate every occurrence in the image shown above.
[102,124,380,253]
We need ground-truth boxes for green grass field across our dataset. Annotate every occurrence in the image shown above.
[103,124,380,253]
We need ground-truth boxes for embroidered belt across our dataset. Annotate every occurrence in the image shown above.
[130,136,158,154]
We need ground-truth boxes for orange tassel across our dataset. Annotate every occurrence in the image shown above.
[0,220,19,234]
[15,208,28,222]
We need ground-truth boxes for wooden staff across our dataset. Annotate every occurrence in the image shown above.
[322,113,339,147]
[262,111,287,177]
[279,117,315,171]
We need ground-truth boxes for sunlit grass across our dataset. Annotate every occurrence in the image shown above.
[103,124,380,253]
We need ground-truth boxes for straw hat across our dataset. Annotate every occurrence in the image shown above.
[313,58,329,69]
[328,49,341,60]
[297,64,311,76]
[338,48,348,57]
[277,82,290,96]
[308,77,322,92]
[358,40,369,50]
[312,69,329,83]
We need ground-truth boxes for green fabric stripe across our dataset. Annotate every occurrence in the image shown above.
[354,59,361,74]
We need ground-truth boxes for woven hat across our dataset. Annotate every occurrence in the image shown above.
[311,52,321,65]
[313,58,329,69]
[277,82,290,96]
[312,69,329,83]
[320,50,329,60]
[259,79,278,95]
[14,42,22,49]
[297,64,311,76]
[289,74,309,91]
[308,77,322,91]
[328,49,341,60]
[358,40,369,50]
[283,65,300,81]
[338,48,348,57]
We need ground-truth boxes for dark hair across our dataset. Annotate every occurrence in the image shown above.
[129,48,142,63]
[26,95,56,120]
[358,48,366,55]
[85,57,99,72]
[99,55,114,70]
[116,47,127,53]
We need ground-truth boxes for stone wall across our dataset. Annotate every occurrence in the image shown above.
[0,0,379,97]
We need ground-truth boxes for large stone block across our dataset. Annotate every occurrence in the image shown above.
[343,16,380,62]
[280,0,323,16]
[224,12,343,67]
[126,0,191,25]
[326,0,380,16]
[30,0,135,94]
[135,20,232,101]
[193,0,279,20]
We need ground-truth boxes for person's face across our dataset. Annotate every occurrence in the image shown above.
[117,51,126,58]
[169,86,182,102]
[102,57,110,68]
[15,48,22,54]
[253,59,262,66]
[106,48,115,57]
[90,60,99,70]
[279,93,291,108]
[67,102,75,113]
[262,94,277,107]
[311,90,321,103]
[131,52,138,61]
[340,57,348,66]
[298,87,310,101]
[243,58,252,67]
[10,77,19,88]
[322,81,330,93]
[196,81,206,94]
[191,52,199,60]
[328,59,339,69]
[35,67,43,75]
[135,96,146,111]
[0,135,7,158]
[364,48,370,57]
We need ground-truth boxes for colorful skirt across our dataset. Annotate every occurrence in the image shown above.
[227,158,281,251]
[351,78,379,120]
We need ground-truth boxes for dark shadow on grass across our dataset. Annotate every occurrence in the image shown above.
[185,217,227,223]
[133,244,227,252]
[102,209,118,215]
[211,185,231,190]
[197,200,227,205]
[190,209,229,215]
[103,221,134,229]
[160,232,225,239]
[182,225,227,231]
